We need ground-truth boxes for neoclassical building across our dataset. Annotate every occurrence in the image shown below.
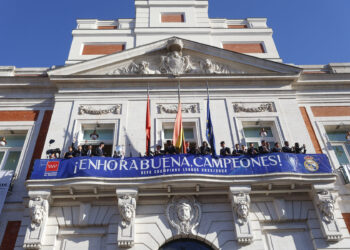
[1,0,350,249]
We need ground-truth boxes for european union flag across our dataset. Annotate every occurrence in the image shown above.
[206,98,217,156]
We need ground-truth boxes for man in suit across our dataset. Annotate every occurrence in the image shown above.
[271,142,282,153]
[258,140,270,154]
[220,141,231,156]
[232,144,243,156]
[95,142,105,157]
[282,141,293,153]
[164,140,176,155]
[247,143,258,156]
[199,141,211,155]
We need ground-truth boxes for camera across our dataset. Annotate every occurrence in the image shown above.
[46,148,61,156]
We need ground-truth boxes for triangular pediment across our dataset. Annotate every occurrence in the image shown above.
[48,37,301,77]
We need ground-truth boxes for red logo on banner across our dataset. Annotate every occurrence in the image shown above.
[45,161,59,172]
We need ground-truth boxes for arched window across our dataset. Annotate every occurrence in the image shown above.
[159,239,213,250]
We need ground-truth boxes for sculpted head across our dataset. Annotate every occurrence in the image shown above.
[320,200,334,219]
[176,199,192,222]
[120,203,134,222]
[236,201,249,219]
[31,205,44,225]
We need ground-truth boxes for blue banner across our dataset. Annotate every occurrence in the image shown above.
[30,153,333,180]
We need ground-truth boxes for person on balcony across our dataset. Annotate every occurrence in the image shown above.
[188,142,200,155]
[64,146,74,159]
[271,142,282,153]
[154,145,164,156]
[232,144,242,156]
[258,140,270,154]
[84,144,94,157]
[220,141,231,156]
[247,143,258,156]
[293,143,306,154]
[241,144,248,155]
[95,142,105,157]
[282,141,293,153]
[199,141,211,155]
[164,140,176,155]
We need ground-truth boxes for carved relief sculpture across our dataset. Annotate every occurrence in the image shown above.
[166,196,201,235]
[233,102,275,113]
[79,104,122,115]
[229,186,253,245]
[313,187,342,242]
[157,103,199,114]
[23,195,50,249]
[107,38,244,75]
[116,188,138,248]
[118,195,136,228]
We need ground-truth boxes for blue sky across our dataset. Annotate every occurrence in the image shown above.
[0,0,349,67]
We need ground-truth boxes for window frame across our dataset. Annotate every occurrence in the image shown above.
[0,123,33,176]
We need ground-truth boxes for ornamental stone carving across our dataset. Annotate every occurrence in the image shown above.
[78,104,122,115]
[107,38,244,76]
[312,185,342,242]
[23,191,51,249]
[116,188,138,248]
[229,186,253,245]
[157,103,199,114]
[166,196,201,235]
[233,102,275,113]
[29,197,49,229]
[118,195,136,228]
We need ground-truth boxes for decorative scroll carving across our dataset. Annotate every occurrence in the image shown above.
[79,104,122,115]
[116,188,138,248]
[229,186,253,245]
[233,103,275,113]
[166,196,201,235]
[157,104,199,114]
[23,191,51,249]
[312,186,342,242]
[107,38,244,76]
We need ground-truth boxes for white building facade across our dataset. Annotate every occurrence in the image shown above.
[1,0,350,249]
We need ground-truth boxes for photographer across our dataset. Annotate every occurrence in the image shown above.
[247,143,258,156]
[258,140,270,154]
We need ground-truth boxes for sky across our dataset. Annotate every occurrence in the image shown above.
[0,0,349,68]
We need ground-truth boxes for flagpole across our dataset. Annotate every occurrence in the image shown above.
[178,80,180,103]
[206,81,209,99]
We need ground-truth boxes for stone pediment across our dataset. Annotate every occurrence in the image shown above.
[48,37,302,77]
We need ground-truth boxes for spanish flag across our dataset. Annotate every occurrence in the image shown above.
[173,102,186,153]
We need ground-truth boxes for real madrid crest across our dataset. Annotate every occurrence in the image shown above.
[304,156,319,172]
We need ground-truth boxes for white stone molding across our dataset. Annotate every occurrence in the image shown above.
[157,103,200,114]
[23,190,51,249]
[229,185,253,244]
[273,199,287,221]
[233,102,275,113]
[116,188,138,248]
[78,104,122,115]
[107,38,244,76]
[312,184,342,242]
[166,196,201,235]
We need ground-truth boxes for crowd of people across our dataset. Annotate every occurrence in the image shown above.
[152,140,306,157]
[57,139,306,159]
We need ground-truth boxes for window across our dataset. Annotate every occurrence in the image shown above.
[82,44,125,55]
[223,43,265,53]
[0,130,27,172]
[161,13,185,23]
[161,122,197,147]
[78,124,115,157]
[327,129,350,166]
[242,121,279,148]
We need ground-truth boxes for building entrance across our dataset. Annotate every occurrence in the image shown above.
[159,239,214,250]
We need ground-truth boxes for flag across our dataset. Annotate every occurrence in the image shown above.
[146,95,151,156]
[206,98,217,156]
[173,102,186,153]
